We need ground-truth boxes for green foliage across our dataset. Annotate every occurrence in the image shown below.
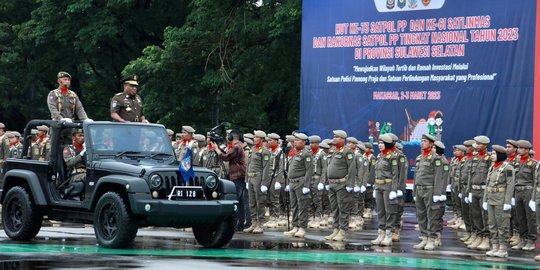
[0,0,301,135]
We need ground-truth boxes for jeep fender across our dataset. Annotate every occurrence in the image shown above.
[220,179,238,200]
[91,175,152,208]
[1,169,47,205]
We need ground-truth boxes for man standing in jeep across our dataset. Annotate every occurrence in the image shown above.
[62,128,87,197]
[47,71,89,121]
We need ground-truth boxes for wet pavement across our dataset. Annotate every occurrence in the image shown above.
[0,205,539,269]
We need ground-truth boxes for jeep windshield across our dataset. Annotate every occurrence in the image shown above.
[87,123,175,163]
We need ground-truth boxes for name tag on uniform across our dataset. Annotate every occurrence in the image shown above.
[335,154,342,159]
[294,156,302,161]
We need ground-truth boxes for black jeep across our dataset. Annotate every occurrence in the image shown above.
[1,120,238,248]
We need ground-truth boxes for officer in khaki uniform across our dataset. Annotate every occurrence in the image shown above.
[506,139,520,245]
[393,139,408,241]
[307,135,325,229]
[433,141,449,247]
[166,129,175,147]
[510,140,537,251]
[412,134,444,250]
[283,133,313,238]
[370,134,400,247]
[345,137,364,230]
[244,130,271,234]
[47,72,89,121]
[324,130,356,242]
[352,141,368,230]
[6,132,20,158]
[465,135,492,251]
[483,145,514,258]
[533,157,540,261]
[263,133,286,228]
[62,129,87,197]
[111,74,148,123]
[460,140,476,243]
[33,125,51,161]
[448,145,466,230]
[363,142,376,219]
[175,126,200,166]
[318,140,331,227]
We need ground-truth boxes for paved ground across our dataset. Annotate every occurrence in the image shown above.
[0,205,539,269]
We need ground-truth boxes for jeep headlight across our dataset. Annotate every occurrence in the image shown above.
[206,175,217,190]
[150,174,162,189]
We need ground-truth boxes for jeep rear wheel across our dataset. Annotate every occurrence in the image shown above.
[2,186,42,240]
[94,192,138,248]
[193,217,235,248]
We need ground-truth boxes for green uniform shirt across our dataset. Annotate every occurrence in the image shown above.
[514,157,537,186]
[467,151,492,187]
[326,146,357,187]
[47,89,88,121]
[484,162,514,205]
[414,151,444,196]
[375,150,400,191]
[287,148,314,187]
[248,146,271,186]
[364,152,376,186]
[111,92,144,122]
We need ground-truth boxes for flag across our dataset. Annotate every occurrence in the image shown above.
[179,148,195,183]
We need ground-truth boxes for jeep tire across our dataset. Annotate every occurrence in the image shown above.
[94,192,138,248]
[2,186,43,240]
[193,217,235,248]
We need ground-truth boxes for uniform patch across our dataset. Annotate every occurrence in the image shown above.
[63,148,70,155]
[264,155,269,161]
[386,154,391,159]
[364,161,368,166]
[193,148,198,154]
[306,157,311,162]
[112,102,117,108]
[347,153,353,160]
[435,160,441,166]
[392,159,398,166]
[400,157,405,163]
[49,95,55,100]
[202,156,207,160]
[443,165,449,171]
[323,156,327,161]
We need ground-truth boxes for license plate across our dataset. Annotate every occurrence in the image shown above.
[169,186,204,200]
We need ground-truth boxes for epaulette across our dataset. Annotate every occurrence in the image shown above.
[114,92,123,96]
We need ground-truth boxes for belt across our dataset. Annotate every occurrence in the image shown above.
[486,187,506,193]
[328,177,347,184]
[375,178,392,185]
[471,185,486,190]
[247,172,259,177]
[289,176,304,183]
[416,185,433,190]
[515,185,533,191]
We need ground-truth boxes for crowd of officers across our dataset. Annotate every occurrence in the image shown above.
[1,71,540,261]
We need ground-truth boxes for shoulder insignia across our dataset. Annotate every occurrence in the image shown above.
[306,157,311,162]
[427,154,432,159]
[435,160,441,166]
[347,153,353,160]
[400,157,405,163]
[386,154,391,159]
[258,149,263,153]
[473,157,478,160]
[114,92,123,96]
[392,159,398,166]
[264,155,269,161]
[63,148,70,155]
[193,148,198,154]
[528,161,532,166]
[323,156,327,161]
[443,165,449,171]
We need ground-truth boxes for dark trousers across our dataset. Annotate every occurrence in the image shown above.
[233,179,249,229]
[515,188,537,241]
[471,190,489,236]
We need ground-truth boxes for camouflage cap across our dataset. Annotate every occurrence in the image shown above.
[193,134,206,142]
[516,140,532,149]
[294,133,308,140]
[434,141,445,150]
[319,142,330,149]
[268,133,280,140]
[182,126,195,133]
[37,125,49,132]
[474,135,490,144]
[57,71,72,79]
[387,133,399,142]
[378,133,393,143]
[506,139,518,147]
[244,133,254,139]
[333,130,347,139]
[422,134,437,143]
[492,145,506,154]
[166,129,174,136]
[121,74,139,85]
[463,140,475,146]
[254,130,266,138]
[309,135,321,143]
[454,145,466,151]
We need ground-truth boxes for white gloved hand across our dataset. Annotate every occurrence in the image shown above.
[83,118,94,123]
[413,196,416,201]
[317,183,324,191]
[468,193,472,203]
[373,190,377,198]
[274,182,282,190]
[464,197,470,204]
[511,197,516,206]
[302,187,310,194]
[246,182,249,189]
[439,195,447,201]
[389,191,397,200]
[366,183,372,187]
[285,185,290,192]
[433,195,440,203]
[397,190,403,197]
[503,204,511,211]
[447,184,452,192]
[346,186,353,192]
[60,118,73,123]
[261,185,268,193]
[325,185,330,191]
[458,193,462,199]
[482,202,488,211]
[353,186,361,193]
[529,200,536,212]
[360,185,366,193]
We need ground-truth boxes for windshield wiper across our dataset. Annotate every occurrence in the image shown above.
[149,153,174,159]
[115,151,142,159]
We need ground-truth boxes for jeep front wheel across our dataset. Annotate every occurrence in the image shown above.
[2,186,42,240]
[193,217,235,248]
[94,192,138,248]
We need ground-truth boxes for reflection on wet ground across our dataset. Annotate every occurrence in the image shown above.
[0,206,538,269]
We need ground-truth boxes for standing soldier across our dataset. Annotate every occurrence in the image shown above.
[110,74,148,123]
[0,123,10,176]
[6,133,20,158]
[352,141,367,231]
[47,72,89,121]
[283,133,313,238]
[244,130,271,234]
[510,140,537,251]
[345,137,363,230]
[318,140,331,227]
[393,141,408,241]
[433,141,449,247]
[166,129,175,147]
[465,136,491,251]
[506,139,520,245]
[412,134,444,250]
[370,134,399,246]
[324,130,356,242]
[307,135,325,229]
[461,140,476,243]
[484,145,514,258]
[533,154,540,261]
[263,133,285,228]
[448,145,466,230]
[363,142,376,219]
[175,126,200,166]
[33,126,51,161]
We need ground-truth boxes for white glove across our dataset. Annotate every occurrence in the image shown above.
[325,185,330,191]
[447,184,452,192]
[482,202,488,211]
[274,182,282,190]
[529,200,536,212]
[511,197,515,206]
[464,197,470,204]
[353,186,361,193]
[432,195,440,203]
[439,195,447,201]
[458,193,462,199]
[83,118,94,123]
[317,183,324,191]
[468,193,472,203]
[302,187,310,194]
[389,191,397,200]
[261,185,268,193]
[373,190,377,198]
[366,183,372,187]
[60,118,73,123]
[360,185,366,193]
[413,196,416,201]
[503,204,511,211]
[246,182,249,189]
[285,185,290,192]
[346,186,353,192]
[397,190,403,197]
